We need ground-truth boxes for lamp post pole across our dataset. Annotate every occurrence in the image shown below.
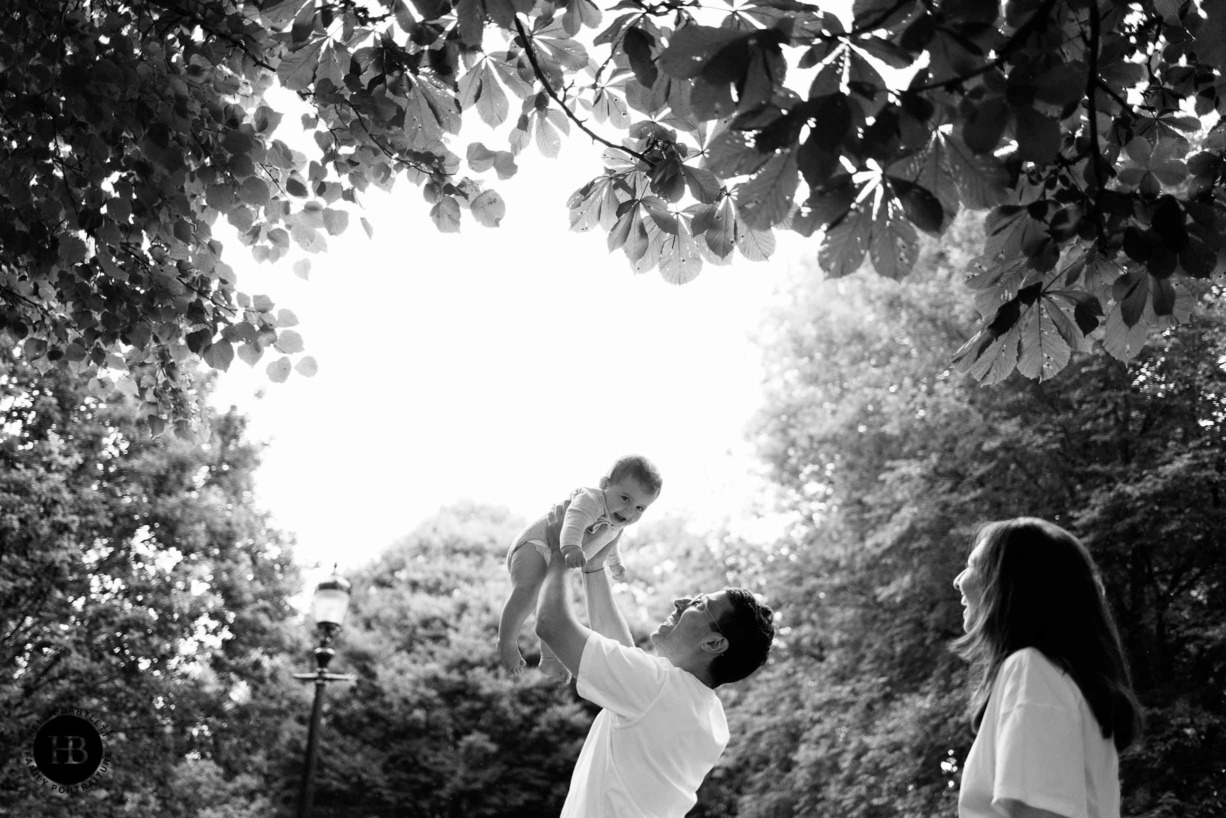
[294,568,355,818]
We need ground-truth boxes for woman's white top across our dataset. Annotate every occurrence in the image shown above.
[959,647,1120,818]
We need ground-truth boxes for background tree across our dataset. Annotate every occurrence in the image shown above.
[725,222,1226,816]
[295,502,591,817]
[280,503,775,817]
[5,0,1226,429]
[0,356,306,817]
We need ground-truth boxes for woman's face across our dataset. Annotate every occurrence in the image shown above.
[954,538,987,633]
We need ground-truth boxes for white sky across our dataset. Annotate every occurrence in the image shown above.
[209,111,810,572]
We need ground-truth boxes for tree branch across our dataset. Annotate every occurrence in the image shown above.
[1085,1,1107,241]
[840,0,914,40]
[147,0,278,72]
[331,96,440,178]
[1093,78,1144,117]
[513,16,649,163]
[908,0,1061,93]
[0,280,49,315]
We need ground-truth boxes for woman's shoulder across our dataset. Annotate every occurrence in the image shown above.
[999,647,1080,709]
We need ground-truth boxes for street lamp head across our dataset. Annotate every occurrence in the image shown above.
[311,565,351,638]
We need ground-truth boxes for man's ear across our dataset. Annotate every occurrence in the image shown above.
[700,634,728,656]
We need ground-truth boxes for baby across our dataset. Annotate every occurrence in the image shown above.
[498,454,663,680]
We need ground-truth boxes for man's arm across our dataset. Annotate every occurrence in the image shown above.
[535,553,591,676]
[583,567,634,647]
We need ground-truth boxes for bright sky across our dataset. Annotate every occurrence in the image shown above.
[209,107,809,573]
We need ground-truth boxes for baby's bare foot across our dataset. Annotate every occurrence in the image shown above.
[499,641,527,675]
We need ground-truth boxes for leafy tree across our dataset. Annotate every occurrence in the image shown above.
[295,502,593,818]
[0,355,306,817]
[730,224,1226,816]
[6,0,1226,429]
[281,505,773,817]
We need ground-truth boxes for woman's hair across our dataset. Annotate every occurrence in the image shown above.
[709,587,775,686]
[952,517,1142,751]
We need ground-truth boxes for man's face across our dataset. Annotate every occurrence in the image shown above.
[650,591,731,655]
[601,476,658,528]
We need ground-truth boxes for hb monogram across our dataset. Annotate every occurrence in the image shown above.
[48,736,90,765]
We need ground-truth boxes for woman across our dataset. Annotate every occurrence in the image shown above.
[952,518,1142,818]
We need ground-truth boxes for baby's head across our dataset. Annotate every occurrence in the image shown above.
[599,454,663,528]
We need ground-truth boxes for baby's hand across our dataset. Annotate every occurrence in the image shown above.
[562,548,587,570]
[608,564,626,581]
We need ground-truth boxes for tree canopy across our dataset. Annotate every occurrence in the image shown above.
[4,0,1226,429]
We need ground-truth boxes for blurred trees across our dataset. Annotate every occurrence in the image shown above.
[0,353,306,816]
[715,220,1226,817]
[299,502,590,818]
[294,505,770,817]
[5,203,1225,815]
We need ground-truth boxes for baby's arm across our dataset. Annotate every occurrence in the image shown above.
[604,537,626,580]
[558,492,602,570]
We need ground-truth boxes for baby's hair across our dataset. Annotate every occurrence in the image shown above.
[606,454,663,495]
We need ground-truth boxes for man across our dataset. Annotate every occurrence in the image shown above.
[536,549,775,817]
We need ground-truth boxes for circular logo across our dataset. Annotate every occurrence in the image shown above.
[26,708,110,792]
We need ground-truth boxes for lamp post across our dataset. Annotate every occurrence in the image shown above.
[294,566,356,818]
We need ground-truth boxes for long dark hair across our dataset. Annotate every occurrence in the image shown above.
[952,517,1142,751]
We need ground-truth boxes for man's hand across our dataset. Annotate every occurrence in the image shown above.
[563,547,586,570]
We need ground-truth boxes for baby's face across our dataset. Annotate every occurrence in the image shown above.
[602,477,658,527]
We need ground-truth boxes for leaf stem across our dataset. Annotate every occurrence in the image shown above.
[512,16,648,162]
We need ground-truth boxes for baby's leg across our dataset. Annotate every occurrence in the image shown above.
[498,543,547,674]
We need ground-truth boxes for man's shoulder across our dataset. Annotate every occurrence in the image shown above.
[583,630,655,662]
[581,634,686,690]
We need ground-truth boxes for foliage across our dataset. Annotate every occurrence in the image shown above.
[268,505,775,817]
[729,224,1226,816]
[295,502,593,818]
[0,2,329,433]
[6,1,1226,429]
[0,355,306,817]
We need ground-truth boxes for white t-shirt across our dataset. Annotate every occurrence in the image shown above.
[561,632,729,818]
[959,647,1120,818]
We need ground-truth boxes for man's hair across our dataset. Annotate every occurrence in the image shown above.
[952,517,1142,751]
[709,588,775,686]
[606,454,663,495]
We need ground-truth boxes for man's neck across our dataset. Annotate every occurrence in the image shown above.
[660,651,717,689]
